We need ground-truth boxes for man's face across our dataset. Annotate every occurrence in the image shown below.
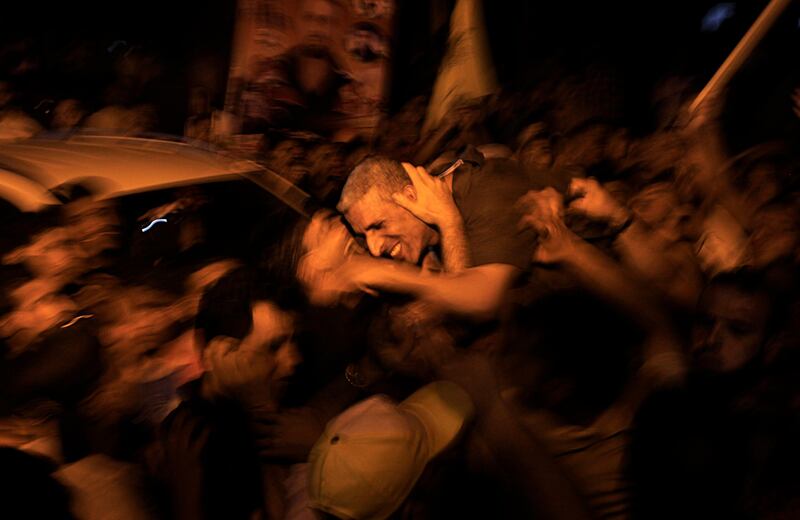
[630,183,686,244]
[299,0,337,52]
[345,187,436,265]
[690,285,770,373]
[247,301,301,386]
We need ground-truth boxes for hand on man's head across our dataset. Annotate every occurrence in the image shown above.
[391,163,461,228]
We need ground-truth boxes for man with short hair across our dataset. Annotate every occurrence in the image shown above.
[333,149,536,319]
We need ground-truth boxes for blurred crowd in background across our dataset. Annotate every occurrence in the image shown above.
[2,1,800,519]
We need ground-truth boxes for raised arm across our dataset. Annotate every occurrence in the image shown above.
[518,188,686,390]
[566,178,702,310]
[338,255,518,321]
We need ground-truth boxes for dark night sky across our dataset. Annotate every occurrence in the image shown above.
[1,0,797,148]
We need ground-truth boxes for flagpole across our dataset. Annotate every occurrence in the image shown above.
[690,0,793,113]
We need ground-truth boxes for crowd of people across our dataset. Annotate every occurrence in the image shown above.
[1,70,800,520]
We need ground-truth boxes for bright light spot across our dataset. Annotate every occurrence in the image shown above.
[141,218,168,232]
[702,3,735,32]
[61,314,94,329]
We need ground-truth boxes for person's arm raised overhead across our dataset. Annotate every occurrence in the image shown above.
[519,188,686,390]
[565,178,702,310]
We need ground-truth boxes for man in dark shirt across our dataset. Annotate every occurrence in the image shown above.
[333,148,536,320]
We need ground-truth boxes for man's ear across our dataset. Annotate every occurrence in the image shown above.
[403,184,417,201]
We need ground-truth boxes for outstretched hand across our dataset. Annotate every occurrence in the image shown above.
[391,163,461,228]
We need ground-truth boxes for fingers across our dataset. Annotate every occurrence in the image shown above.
[517,188,564,228]
[568,177,595,198]
[391,191,417,213]
[401,162,422,186]
[567,196,591,215]
[401,162,439,193]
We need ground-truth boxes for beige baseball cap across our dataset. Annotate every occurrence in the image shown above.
[308,381,475,520]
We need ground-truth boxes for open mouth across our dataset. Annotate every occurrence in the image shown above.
[388,242,402,259]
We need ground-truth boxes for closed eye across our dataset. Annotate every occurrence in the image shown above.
[366,220,384,232]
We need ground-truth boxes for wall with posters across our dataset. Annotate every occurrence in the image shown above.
[224,0,394,141]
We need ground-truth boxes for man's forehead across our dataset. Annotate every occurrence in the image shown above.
[706,286,769,321]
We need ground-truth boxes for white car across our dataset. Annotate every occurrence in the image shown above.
[0,133,316,267]
[0,133,310,214]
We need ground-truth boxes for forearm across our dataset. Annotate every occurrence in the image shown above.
[562,236,686,389]
[689,124,750,223]
[361,261,513,319]
[614,224,701,309]
[564,232,665,328]
[437,212,471,272]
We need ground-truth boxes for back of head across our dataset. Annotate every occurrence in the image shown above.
[337,156,410,214]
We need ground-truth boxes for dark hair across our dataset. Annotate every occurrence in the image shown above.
[195,264,305,348]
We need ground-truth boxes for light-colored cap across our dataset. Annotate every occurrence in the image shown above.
[308,381,474,520]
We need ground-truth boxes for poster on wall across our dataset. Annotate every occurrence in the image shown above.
[223,0,394,142]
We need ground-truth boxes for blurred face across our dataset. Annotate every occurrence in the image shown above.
[1,280,76,351]
[64,198,120,260]
[52,100,84,129]
[605,129,629,165]
[9,228,83,281]
[518,138,553,171]
[749,205,799,268]
[630,183,686,243]
[691,285,770,373]
[101,287,178,360]
[565,128,606,167]
[744,166,780,210]
[224,301,302,398]
[299,0,337,51]
[345,187,437,265]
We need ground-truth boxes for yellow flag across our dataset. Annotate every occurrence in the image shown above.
[423,0,498,133]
